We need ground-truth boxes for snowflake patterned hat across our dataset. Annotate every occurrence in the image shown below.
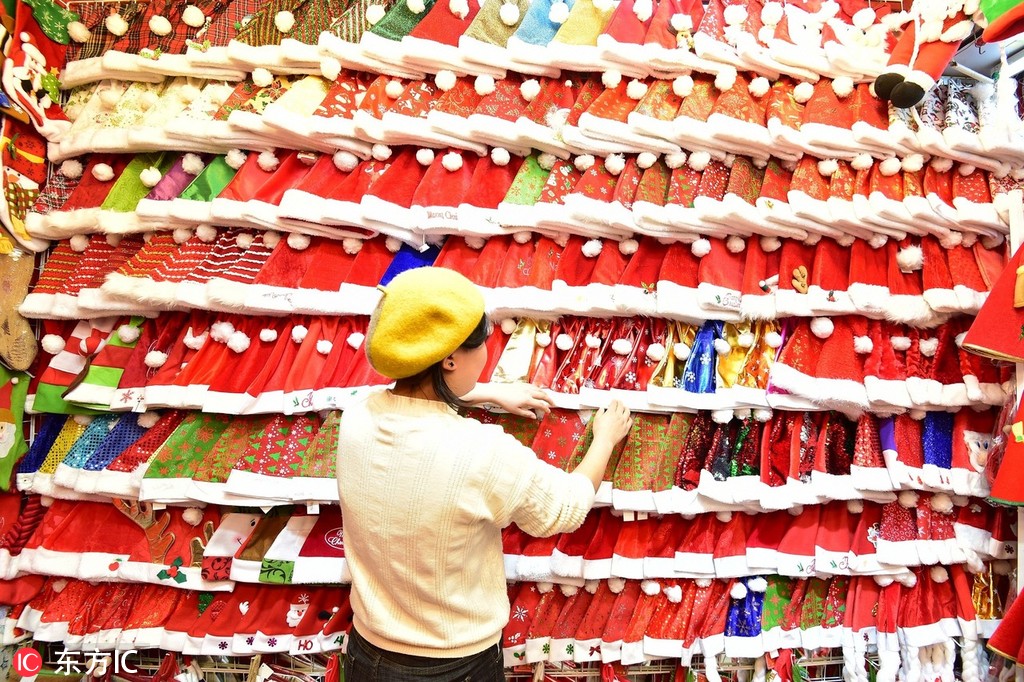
[502,582,545,665]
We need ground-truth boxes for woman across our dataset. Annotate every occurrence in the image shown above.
[337,266,633,681]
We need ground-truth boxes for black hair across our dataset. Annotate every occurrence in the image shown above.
[395,313,492,410]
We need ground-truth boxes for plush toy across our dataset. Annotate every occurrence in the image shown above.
[873,0,1024,108]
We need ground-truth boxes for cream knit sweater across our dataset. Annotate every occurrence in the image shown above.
[337,389,595,658]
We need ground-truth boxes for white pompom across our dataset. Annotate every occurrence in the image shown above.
[890,335,911,351]
[810,317,834,339]
[605,153,626,175]
[626,79,649,100]
[688,150,710,171]
[385,236,403,252]
[520,79,541,101]
[575,154,596,171]
[618,238,639,255]
[317,339,334,355]
[41,334,65,354]
[149,15,172,36]
[764,331,782,348]
[262,231,281,249]
[257,151,279,172]
[896,244,923,272]
[342,238,363,255]
[538,153,556,171]
[646,343,665,362]
[320,57,342,82]
[737,331,754,348]
[347,332,365,349]
[931,156,955,173]
[196,224,218,242]
[671,12,693,31]
[408,0,426,12]
[691,237,711,257]
[490,147,511,166]
[846,499,864,514]
[634,0,653,21]
[442,152,463,171]
[287,233,311,250]
[556,333,574,351]
[726,235,745,253]
[105,12,129,36]
[464,236,486,250]
[475,75,496,96]
[919,337,938,357]
[714,67,737,91]
[182,5,206,27]
[852,153,873,171]
[748,76,770,98]
[435,70,457,91]
[817,158,838,177]
[832,76,854,98]
[641,580,661,595]
[608,577,627,594]
[274,8,297,31]
[226,149,247,169]
[761,2,784,25]
[292,325,309,343]
[730,582,748,600]
[366,4,387,24]
[549,1,570,23]
[930,492,953,513]
[180,153,205,176]
[145,350,168,368]
[930,565,949,583]
[898,490,919,508]
[137,411,161,428]
[498,318,519,336]
[227,331,250,353]
[852,7,875,29]
[612,338,633,355]
[140,167,162,188]
[637,152,657,170]
[118,324,141,344]
[210,321,235,343]
[793,81,814,103]
[879,157,902,176]
[723,4,748,25]
[902,153,924,172]
[717,510,734,522]
[182,507,204,526]
[67,21,92,43]
[874,575,895,587]
[60,159,83,179]
[449,0,471,17]
[664,584,683,603]
[142,90,160,112]
[92,163,115,182]
[416,148,435,166]
[333,151,359,172]
[70,234,90,252]
[236,233,255,249]
[252,68,274,88]
[854,335,873,354]
[671,76,695,100]
[868,233,888,249]
[184,329,208,349]
[585,334,602,349]
[665,151,687,169]
[260,329,278,342]
[372,144,393,161]
[581,238,603,258]
[602,70,623,89]
[500,2,521,24]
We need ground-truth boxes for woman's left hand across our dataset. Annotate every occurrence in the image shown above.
[464,383,555,419]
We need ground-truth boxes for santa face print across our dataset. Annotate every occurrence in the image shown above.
[962,429,993,473]
[0,419,15,459]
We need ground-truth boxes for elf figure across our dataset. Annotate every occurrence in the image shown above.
[875,0,1024,108]
[873,0,978,108]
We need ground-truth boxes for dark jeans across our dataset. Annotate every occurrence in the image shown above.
[343,627,505,682]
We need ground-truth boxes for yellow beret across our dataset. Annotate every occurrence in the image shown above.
[366,267,486,379]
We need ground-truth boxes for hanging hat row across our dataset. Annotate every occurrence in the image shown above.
[13,402,1009,514]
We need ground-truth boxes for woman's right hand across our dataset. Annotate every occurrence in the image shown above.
[591,400,633,445]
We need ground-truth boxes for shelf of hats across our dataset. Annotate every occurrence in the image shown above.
[0,0,1023,678]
